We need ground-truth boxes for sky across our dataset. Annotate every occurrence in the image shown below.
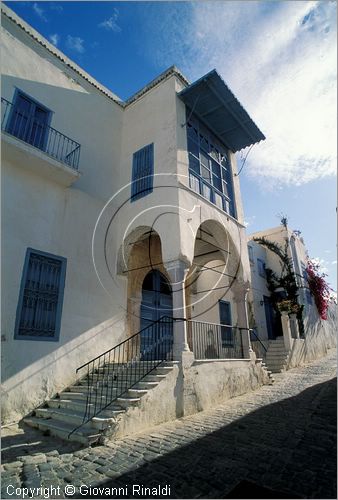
[5,0,337,289]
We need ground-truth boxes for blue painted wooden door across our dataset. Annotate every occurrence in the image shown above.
[140,270,173,359]
[264,295,277,339]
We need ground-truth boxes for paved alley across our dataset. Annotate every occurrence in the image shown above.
[2,349,336,499]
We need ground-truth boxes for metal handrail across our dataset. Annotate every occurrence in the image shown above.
[187,319,244,360]
[249,328,268,352]
[69,315,174,437]
[76,315,174,372]
[1,98,81,170]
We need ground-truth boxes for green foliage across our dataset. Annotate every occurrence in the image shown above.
[253,237,299,305]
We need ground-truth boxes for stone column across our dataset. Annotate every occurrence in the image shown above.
[233,280,254,359]
[165,259,193,362]
[289,313,300,339]
[281,311,293,351]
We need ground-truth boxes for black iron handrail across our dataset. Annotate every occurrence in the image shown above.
[69,315,174,437]
[249,328,268,353]
[187,319,244,360]
[1,98,81,170]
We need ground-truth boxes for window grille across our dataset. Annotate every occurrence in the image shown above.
[15,249,66,341]
[186,111,236,217]
[131,143,154,201]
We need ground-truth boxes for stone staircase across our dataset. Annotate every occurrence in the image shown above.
[264,337,290,373]
[24,360,177,445]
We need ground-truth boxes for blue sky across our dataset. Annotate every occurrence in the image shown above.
[5,1,337,289]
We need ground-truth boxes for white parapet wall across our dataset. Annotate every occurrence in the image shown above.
[105,358,270,441]
[286,303,337,369]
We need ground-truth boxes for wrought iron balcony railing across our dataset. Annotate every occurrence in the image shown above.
[1,98,81,170]
[187,319,245,360]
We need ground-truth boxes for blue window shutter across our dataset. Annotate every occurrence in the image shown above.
[219,300,232,325]
[219,300,233,347]
[131,143,154,201]
[14,248,66,341]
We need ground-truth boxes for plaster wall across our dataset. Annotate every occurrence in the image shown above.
[1,158,128,423]
[109,365,181,440]
[183,359,270,415]
[247,242,270,340]
[106,358,270,440]
[287,303,337,368]
[1,18,126,423]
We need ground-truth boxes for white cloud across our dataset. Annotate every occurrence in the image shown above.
[49,34,60,47]
[243,215,256,228]
[312,257,329,274]
[144,1,337,188]
[98,9,121,33]
[66,35,85,54]
[33,2,47,22]
[332,260,337,265]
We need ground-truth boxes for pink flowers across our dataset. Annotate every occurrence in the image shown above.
[306,260,331,320]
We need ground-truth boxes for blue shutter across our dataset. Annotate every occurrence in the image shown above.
[131,143,154,201]
[14,248,66,341]
[219,300,233,347]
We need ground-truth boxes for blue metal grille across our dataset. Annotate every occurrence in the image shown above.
[1,97,81,170]
[131,143,154,201]
[16,251,66,340]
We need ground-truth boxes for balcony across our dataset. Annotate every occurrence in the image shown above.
[1,97,81,169]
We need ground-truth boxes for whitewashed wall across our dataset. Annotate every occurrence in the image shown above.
[1,13,126,422]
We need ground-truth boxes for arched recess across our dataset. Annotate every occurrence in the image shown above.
[117,226,171,338]
[185,219,245,346]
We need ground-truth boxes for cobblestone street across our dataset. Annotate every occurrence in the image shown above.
[2,349,336,499]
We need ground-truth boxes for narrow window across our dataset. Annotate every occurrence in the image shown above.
[131,143,154,201]
[257,258,266,277]
[248,245,254,263]
[219,300,233,347]
[14,249,67,341]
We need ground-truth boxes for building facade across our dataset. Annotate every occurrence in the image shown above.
[1,5,270,428]
[248,226,337,371]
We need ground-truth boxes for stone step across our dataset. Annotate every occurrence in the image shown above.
[24,358,175,444]
[266,353,288,359]
[47,398,123,413]
[127,388,148,398]
[267,365,286,371]
[136,381,159,389]
[60,391,113,402]
[34,407,123,430]
[116,397,141,409]
[143,374,167,382]
[24,417,101,445]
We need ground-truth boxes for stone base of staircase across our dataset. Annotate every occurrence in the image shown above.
[264,337,290,373]
[24,361,179,446]
[255,358,275,385]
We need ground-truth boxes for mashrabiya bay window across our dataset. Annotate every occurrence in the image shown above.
[186,111,236,218]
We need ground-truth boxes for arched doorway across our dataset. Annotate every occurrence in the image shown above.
[140,270,173,358]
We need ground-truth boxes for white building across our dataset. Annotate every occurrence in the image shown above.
[2,5,334,442]
[248,226,336,372]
